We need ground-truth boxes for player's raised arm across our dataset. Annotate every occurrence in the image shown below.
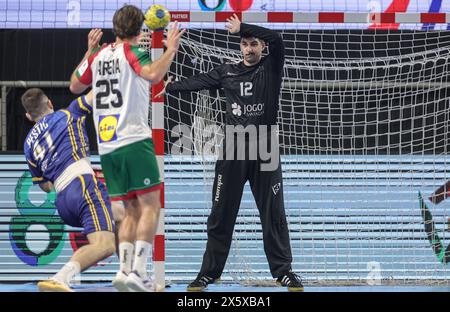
[70,28,103,94]
[139,21,185,83]
[227,14,284,69]
[84,89,93,106]
[65,90,94,117]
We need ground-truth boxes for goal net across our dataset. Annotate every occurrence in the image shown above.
[163,19,450,286]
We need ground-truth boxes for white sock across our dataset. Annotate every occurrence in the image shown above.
[132,240,151,277]
[119,242,134,274]
[53,261,80,285]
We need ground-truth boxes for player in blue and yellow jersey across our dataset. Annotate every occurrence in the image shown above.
[22,88,116,292]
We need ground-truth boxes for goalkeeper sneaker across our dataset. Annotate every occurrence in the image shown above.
[187,275,216,292]
[276,271,304,292]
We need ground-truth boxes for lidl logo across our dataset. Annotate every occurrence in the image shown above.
[98,115,119,143]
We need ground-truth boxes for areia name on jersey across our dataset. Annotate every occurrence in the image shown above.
[97,59,120,76]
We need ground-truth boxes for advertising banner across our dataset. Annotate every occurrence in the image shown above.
[1,0,450,28]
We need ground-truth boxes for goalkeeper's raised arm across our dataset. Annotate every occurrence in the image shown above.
[232,15,285,71]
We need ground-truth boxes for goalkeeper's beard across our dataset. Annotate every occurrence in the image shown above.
[244,53,259,65]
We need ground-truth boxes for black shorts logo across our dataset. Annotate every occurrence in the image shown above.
[272,182,281,196]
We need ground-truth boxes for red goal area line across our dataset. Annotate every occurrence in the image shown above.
[169,12,450,24]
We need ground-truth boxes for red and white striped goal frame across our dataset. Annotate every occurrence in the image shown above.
[168,11,450,24]
[151,30,165,290]
[149,10,449,289]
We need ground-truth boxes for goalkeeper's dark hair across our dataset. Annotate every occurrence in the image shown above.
[21,88,49,120]
[240,31,266,44]
[113,5,144,39]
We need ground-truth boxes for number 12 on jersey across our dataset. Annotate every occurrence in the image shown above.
[240,82,253,97]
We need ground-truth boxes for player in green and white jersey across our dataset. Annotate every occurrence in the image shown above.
[69,5,184,292]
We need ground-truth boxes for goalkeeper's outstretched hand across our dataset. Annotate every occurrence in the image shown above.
[226,14,241,34]
[156,76,174,98]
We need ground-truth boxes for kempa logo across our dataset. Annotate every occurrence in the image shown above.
[214,174,223,202]
[232,103,242,116]
[272,182,281,195]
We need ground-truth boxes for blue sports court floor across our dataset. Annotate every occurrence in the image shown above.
[0,283,449,292]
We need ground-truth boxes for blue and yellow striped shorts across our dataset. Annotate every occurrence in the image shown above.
[55,174,115,235]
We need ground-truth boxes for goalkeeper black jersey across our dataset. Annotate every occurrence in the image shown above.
[166,23,285,127]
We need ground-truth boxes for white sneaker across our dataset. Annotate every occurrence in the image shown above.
[125,271,155,292]
[112,271,129,292]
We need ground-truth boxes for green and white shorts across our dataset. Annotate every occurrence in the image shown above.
[100,138,162,201]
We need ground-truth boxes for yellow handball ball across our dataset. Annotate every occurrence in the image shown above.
[145,4,171,31]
